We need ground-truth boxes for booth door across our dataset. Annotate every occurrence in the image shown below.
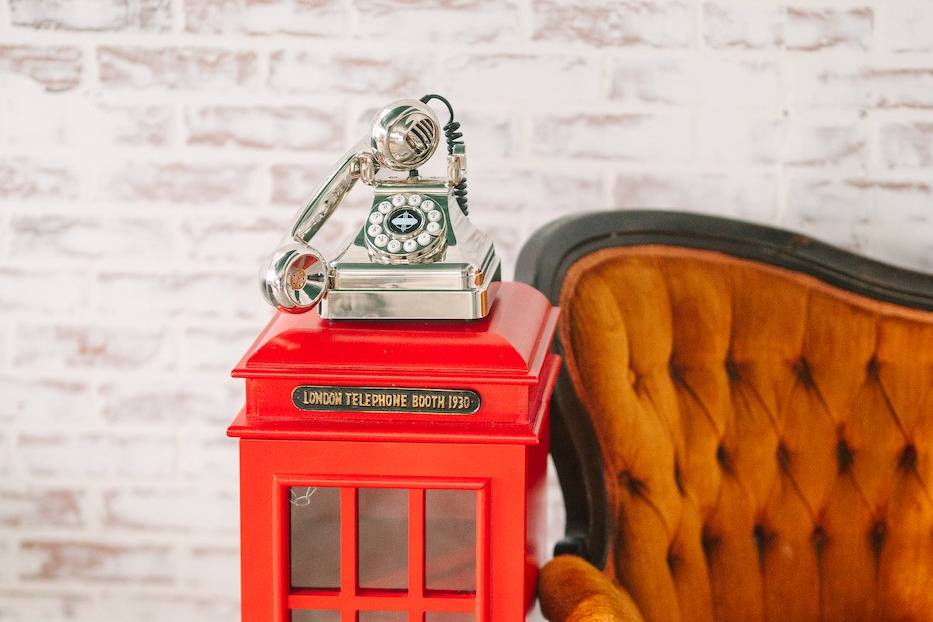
[284,478,487,622]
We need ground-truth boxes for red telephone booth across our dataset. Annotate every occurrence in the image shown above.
[228,282,559,622]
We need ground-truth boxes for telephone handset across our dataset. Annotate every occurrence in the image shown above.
[260,95,499,320]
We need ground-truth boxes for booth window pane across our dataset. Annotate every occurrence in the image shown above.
[358,487,408,589]
[425,614,474,622]
[425,489,476,592]
[357,612,407,622]
[292,611,339,622]
[290,486,340,588]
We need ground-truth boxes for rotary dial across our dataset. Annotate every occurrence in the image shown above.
[364,192,447,262]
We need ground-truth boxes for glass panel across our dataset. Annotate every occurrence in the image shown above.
[425,614,474,622]
[357,613,407,622]
[358,487,408,589]
[290,486,340,588]
[425,490,476,592]
[292,611,340,622]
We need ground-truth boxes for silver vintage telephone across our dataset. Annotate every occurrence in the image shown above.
[260,94,500,320]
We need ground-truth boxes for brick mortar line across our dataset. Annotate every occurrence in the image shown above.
[6,26,933,63]
[6,420,237,432]
[15,139,867,165]
[516,0,533,40]
[1,153,919,178]
[8,91,933,121]
[0,27,690,60]
[10,91,933,113]
[0,485,240,508]
[341,0,357,36]
[0,3,929,54]
[2,179,929,226]
[693,0,703,51]
[10,314,268,330]
[0,583,242,600]
[170,0,185,34]
[3,469,236,486]
[0,367,247,379]
[4,324,268,340]
[775,0,790,224]
[0,525,240,542]
[0,481,239,505]
[0,210,8,272]
[4,441,236,455]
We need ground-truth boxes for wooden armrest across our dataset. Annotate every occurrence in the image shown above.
[538,555,646,622]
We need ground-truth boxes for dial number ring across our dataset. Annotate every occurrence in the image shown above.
[365,192,447,259]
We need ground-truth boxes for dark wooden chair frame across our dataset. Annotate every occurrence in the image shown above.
[515,210,933,568]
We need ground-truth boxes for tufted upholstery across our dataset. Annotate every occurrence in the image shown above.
[540,245,933,622]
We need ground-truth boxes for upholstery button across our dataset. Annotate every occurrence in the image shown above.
[793,358,814,388]
[812,526,828,557]
[666,548,680,573]
[673,460,685,495]
[898,443,918,470]
[725,360,741,381]
[618,470,647,497]
[869,520,887,556]
[836,438,854,474]
[866,356,881,379]
[668,361,684,384]
[716,444,732,474]
[701,531,720,556]
[753,524,774,555]
[776,442,791,472]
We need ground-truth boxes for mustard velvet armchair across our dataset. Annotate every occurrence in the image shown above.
[516,211,933,622]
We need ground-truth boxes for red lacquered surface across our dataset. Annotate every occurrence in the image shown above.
[233,282,559,427]
[229,282,560,622]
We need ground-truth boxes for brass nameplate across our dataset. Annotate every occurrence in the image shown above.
[292,385,480,415]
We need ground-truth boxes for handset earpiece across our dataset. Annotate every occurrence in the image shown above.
[260,242,328,313]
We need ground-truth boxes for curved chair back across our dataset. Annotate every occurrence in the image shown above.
[517,211,933,621]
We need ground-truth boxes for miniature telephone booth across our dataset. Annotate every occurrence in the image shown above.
[228,282,559,622]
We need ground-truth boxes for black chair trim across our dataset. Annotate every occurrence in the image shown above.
[515,210,933,568]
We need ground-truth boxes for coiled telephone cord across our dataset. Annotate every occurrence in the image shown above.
[420,93,469,215]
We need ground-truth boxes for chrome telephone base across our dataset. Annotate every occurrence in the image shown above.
[319,249,500,320]
[320,286,494,320]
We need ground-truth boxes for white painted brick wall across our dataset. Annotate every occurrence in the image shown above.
[1,1,932,620]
